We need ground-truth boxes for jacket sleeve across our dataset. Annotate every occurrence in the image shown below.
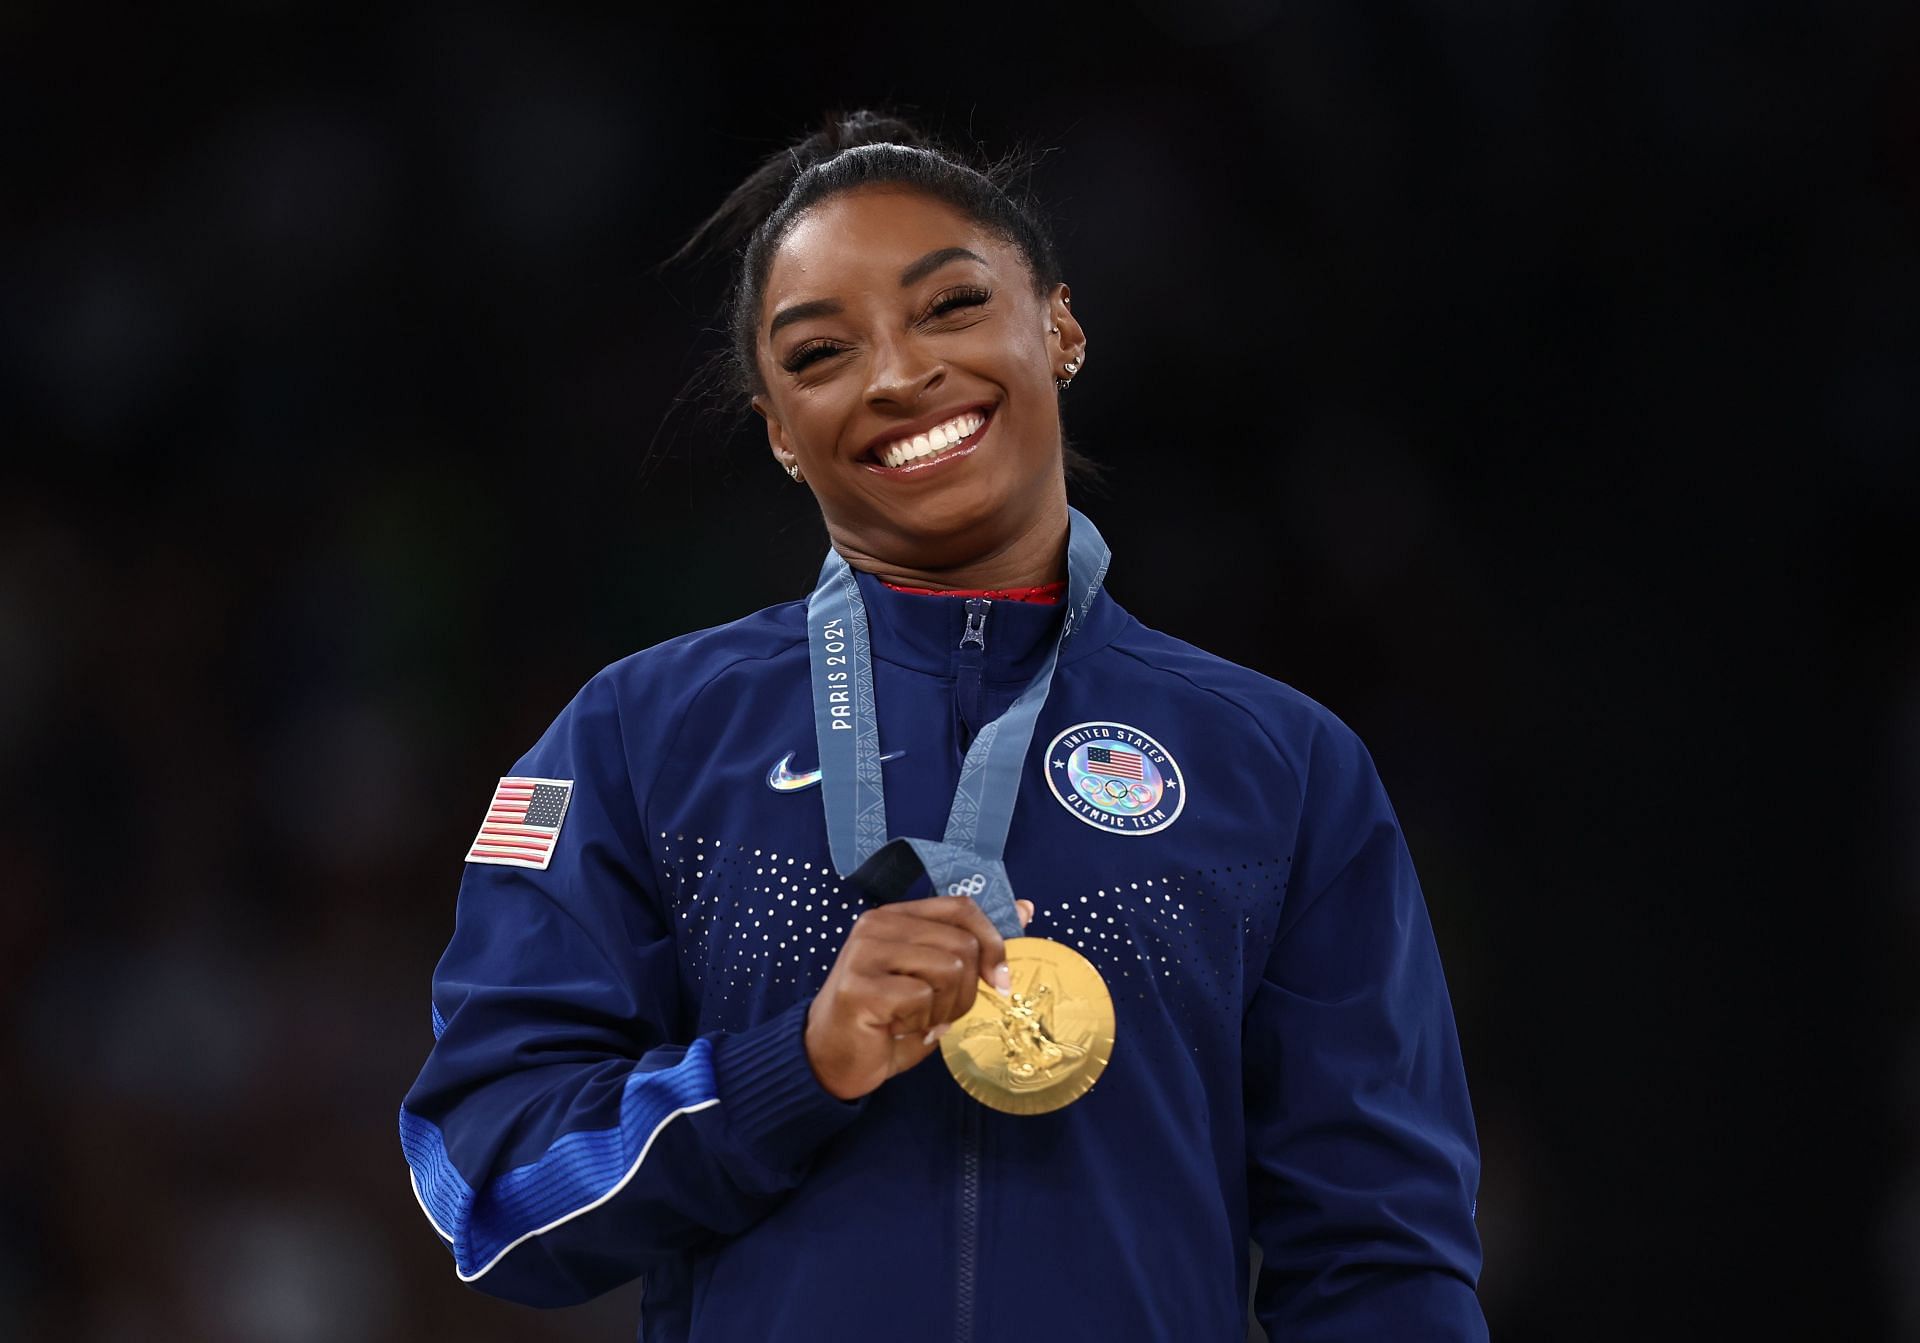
[398,666,866,1306]
[1245,715,1486,1340]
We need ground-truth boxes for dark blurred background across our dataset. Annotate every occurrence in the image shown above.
[3,3,1916,1339]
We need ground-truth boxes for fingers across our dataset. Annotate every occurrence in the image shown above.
[885,901,1033,1042]
[805,896,1044,1102]
[878,894,1011,996]
[862,941,972,1034]
[861,973,937,1038]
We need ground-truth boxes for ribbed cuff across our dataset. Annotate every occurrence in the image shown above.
[709,998,866,1176]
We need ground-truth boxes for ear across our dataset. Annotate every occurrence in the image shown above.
[1046,283,1085,369]
[753,394,801,479]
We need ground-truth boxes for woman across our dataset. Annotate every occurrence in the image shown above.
[400,112,1486,1341]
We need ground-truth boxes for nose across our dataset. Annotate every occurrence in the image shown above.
[863,331,944,407]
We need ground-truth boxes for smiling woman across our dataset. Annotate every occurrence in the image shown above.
[399,110,1488,1342]
[754,186,1077,581]
[678,118,1092,583]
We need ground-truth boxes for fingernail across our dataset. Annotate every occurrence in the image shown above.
[923,1022,951,1045]
[994,963,1012,995]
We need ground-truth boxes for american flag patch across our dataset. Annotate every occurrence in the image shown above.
[1085,745,1144,780]
[466,776,574,869]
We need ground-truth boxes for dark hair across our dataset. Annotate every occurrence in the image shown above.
[665,109,1103,486]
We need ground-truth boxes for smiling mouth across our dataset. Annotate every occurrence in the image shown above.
[862,406,994,474]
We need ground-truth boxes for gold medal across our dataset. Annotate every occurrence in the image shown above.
[940,936,1115,1115]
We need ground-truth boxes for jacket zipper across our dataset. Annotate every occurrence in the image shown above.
[954,597,988,1341]
[960,598,990,650]
[955,1094,982,1343]
[956,598,990,751]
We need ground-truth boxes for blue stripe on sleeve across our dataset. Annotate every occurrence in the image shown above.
[399,1038,721,1281]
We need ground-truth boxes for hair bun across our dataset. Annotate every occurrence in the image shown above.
[663,108,939,273]
[791,109,935,168]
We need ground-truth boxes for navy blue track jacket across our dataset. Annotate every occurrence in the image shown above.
[400,569,1486,1340]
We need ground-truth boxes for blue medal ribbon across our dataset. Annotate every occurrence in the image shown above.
[806,507,1111,939]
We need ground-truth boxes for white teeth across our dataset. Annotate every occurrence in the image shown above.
[877,410,988,469]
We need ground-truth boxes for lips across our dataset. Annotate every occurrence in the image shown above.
[860,403,996,475]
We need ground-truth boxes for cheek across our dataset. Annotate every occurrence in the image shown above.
[949,331,1049,403]
[781,388,855,459]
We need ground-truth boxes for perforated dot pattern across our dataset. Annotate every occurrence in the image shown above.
[653,830,1294,1042]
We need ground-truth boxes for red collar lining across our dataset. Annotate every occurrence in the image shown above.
[877,578,1066,606]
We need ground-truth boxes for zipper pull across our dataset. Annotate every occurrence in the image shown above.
[960,597,991,650]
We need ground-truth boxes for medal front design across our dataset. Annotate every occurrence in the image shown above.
[1043,722,1185,835]
[940,937,1114,1115]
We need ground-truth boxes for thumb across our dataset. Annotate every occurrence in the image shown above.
[1015,899,1033,928]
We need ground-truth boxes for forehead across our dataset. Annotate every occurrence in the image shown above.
[763,187,1015,310]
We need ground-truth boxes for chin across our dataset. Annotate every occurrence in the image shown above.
[893,496,1003,548]
[878,484,1025,563]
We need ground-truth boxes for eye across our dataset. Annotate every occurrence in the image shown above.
[782,340,844,374]
[926,285,993,319]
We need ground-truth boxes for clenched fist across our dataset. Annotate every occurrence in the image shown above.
[804,896,1034,1101]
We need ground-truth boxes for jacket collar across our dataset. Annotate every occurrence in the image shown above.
[851,567,1125,680]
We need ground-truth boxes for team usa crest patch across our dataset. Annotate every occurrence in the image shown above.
[1043,722,1184,835]
[465,776,573,869]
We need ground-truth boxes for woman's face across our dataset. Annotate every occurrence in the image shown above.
[752,186,1085,573]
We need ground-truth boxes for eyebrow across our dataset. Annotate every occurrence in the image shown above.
[767,247,990,338]
[898,245,987,288]
[768,298,842,339]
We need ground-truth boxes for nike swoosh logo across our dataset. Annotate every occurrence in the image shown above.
[767,749,907,792]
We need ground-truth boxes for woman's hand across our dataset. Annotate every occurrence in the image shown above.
[804,896,1033,1101]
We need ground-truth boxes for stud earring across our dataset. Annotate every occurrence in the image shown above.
[786,463,802,481]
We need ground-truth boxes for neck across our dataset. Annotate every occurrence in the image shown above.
[831,501,1070,592]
